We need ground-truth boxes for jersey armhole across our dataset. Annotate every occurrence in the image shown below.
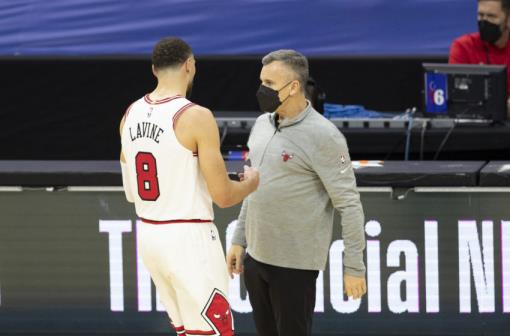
[123,102,135,119]
[172,102,196,129]
[120,103,135,135]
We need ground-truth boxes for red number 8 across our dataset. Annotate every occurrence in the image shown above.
[135,152,160,201]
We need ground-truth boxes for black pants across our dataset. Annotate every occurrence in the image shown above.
[243,254,319,336]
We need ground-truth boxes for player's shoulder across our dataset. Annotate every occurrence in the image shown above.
[175,102,217,131]
[123,97,145,118]
[184,103,214,120]
[120,98,145,132]
[186,102,211,114]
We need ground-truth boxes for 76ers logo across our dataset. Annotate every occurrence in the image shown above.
[201,289,233,336]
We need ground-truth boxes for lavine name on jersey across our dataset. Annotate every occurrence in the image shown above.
[129,122,165,143]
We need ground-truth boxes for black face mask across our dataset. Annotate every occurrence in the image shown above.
[478,20,504,44]
[256,81,293,112]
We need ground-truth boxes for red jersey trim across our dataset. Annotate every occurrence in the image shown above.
[173,325,185,334]
[185,329,216,336]
[144,94,182,105]
[140,218,212,225]
[173,102,196,129]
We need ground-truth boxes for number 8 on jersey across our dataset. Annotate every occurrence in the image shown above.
[136,152,160,201]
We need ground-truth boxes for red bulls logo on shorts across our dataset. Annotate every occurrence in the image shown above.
[201,289,233,336]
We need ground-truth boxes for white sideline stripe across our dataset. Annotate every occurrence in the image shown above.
[0,187,22,192]
[414,187,510,193]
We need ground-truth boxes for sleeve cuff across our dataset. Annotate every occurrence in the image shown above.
[231,236,247,248]
[344,266,366,278]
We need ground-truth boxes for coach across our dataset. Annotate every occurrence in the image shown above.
[227,49,366,336]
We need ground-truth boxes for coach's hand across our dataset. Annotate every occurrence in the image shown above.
[226,244,245,279]
[344,274,367,300]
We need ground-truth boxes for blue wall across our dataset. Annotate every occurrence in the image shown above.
[0,0,476,56]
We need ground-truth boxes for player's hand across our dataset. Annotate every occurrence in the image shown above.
[242,166,259,192]
[226,244,245,279]
[344,274,367,300]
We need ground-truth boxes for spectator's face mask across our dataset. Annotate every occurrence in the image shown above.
[256,80,293,112]
[478,19,506,44]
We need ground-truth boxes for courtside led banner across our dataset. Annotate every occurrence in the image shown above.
[0,190,508,335]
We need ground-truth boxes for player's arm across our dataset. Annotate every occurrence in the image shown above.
[119,116,134,203]
[189,106,259,208]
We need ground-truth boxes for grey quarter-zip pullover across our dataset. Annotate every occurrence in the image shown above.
[232,102,366,277]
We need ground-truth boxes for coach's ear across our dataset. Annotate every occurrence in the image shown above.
[152,64,157,77]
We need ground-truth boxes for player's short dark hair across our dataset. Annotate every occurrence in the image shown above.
[478,0,510,14]
[152,37,193,70]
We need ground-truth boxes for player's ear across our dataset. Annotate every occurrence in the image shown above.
[151,64,157,77]
[184,57,193,74]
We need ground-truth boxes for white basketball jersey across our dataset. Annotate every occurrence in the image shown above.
[121,94,213,222]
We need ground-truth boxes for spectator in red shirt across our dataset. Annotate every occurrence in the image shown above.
[449,0,510,115]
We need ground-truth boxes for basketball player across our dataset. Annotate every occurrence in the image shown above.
[120,37,259,336]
